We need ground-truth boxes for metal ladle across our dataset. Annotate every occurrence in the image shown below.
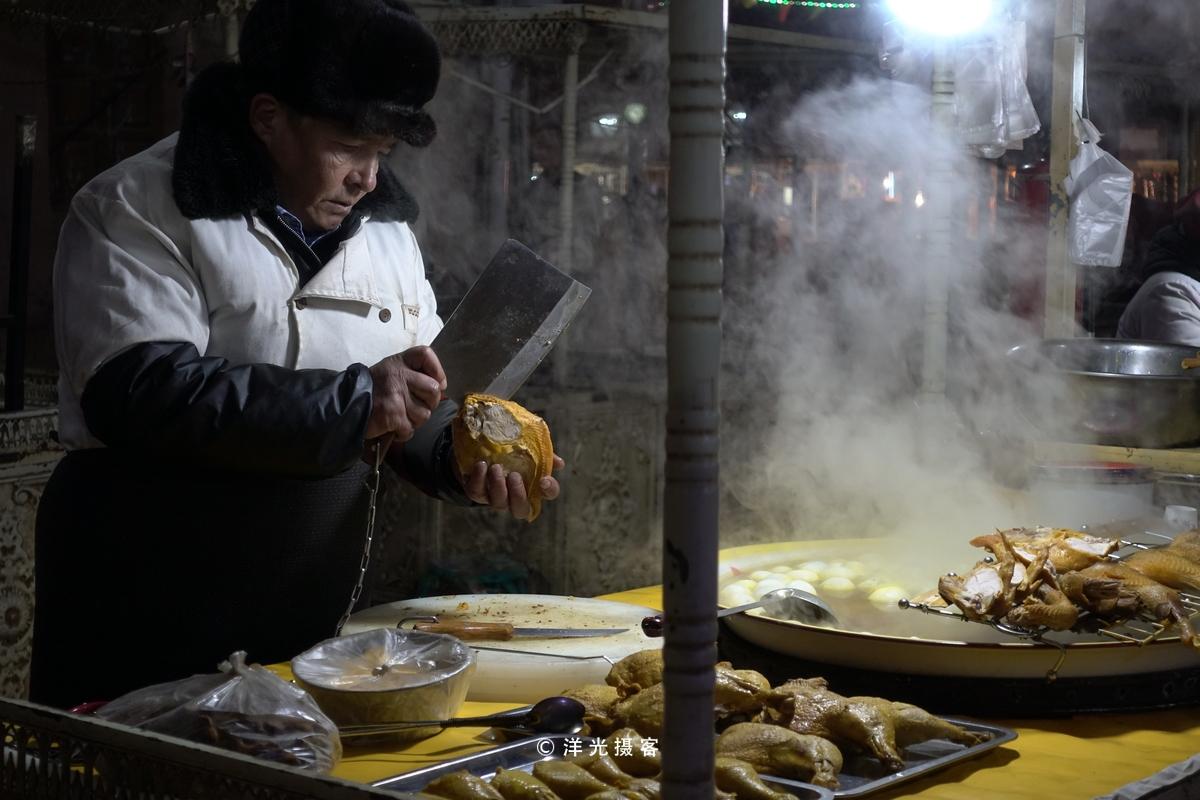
[338,695,586,739]
[640,587,839,637]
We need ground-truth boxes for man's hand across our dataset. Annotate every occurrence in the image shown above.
[462,454,566,521]
[365,346,446,442]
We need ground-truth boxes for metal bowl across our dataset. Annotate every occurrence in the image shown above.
[1006,338,1200,448]
[291,628,475,745]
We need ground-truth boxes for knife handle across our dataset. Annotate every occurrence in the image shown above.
[412,621,515,640]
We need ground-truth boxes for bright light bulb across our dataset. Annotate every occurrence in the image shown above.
[885,0,992,37]
[597,115,619,127]
[914,191,926,208]
[731,110,748,121]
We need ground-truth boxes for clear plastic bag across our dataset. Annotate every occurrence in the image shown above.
[96,651,342,772]
[954,20,1041,158]
[1065,118,1134,268]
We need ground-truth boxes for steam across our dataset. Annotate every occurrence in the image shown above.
[721,76,1058,573]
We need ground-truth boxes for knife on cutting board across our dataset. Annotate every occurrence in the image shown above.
[431,239,591,400]
[410,620,627,641]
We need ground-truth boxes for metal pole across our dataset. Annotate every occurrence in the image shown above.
[662,1,726,798]
[5,116,36,413]
[919,44,955,429]
[1043,0,1086,338]
[554,27,583,388]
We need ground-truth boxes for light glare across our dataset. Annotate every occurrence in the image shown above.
[885,0,992,36]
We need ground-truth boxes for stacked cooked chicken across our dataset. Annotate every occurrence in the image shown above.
[933,527,1200,646]
[418,650,991,798]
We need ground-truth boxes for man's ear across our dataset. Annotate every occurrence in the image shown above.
[248,93,284,145]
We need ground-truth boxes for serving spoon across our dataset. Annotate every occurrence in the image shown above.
[338,695,586,739]
[640,587,839,637]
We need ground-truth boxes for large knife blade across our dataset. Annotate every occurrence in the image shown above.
[431,239,591,400]
[411,620,626,641]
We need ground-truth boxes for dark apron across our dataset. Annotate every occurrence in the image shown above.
[30,449,372,707]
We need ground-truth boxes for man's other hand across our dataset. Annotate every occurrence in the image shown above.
[365,346,446,442]
[463,454,565,522]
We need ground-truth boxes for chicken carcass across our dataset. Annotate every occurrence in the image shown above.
[1124,549,1200,592]
[715,722,843,789]
[970,527,1119,573]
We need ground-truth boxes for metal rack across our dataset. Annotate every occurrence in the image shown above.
[1,697,417,800]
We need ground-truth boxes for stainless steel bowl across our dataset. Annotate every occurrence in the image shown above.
[292,628,475,745]
[1006,338,1200,448]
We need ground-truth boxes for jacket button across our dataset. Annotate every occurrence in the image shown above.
[295,297,308,309]
[379,308,392,323]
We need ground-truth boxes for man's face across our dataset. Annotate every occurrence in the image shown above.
[264,108,397,232]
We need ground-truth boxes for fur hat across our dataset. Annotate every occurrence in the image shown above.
[238,0,440,147]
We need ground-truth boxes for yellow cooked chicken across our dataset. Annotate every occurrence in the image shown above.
[970,527,1118,573]
[452,393,554,522]
[424,770,505,800]
[562,684,622,736]
[1124,548,1200,592]
[489,768,559,800]
[606,650,663,697]
[715,722,843,789]
[612,682,666,738]
[715,663,773,719]
[713,757,797,800]
[604,728,661,777]
[531,761,614,799]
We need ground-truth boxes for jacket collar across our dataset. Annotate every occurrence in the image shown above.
[171,62,420,224]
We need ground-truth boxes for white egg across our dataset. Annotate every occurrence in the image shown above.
[770,564,794,574]
[749,570,776,581]
[719,587,755,608]
[868,585,909,610]
[824,563,855,579]
[787,568,825,582]
[799,561,829,577]
[820,576,856,598]
[784,579,817,595]
[756,579,786,598]
[856,577,882,593]
[729,579,758,591]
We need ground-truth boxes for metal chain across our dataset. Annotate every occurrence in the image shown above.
[334,439,385,636]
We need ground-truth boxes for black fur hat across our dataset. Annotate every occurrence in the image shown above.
[238,0,440,147]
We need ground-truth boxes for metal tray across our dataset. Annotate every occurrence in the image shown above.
[373,719,1016,799]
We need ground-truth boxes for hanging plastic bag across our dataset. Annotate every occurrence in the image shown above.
[1064,118,1134,268]
[96,651,342,772]
[954,20,1041,158]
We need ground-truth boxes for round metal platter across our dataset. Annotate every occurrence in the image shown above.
[718,540,1200,681]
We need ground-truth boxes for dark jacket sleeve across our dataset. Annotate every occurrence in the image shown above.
[80,341,372,478]
[389,399,473,506]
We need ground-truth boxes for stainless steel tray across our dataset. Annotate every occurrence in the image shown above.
[373,718,1016,799]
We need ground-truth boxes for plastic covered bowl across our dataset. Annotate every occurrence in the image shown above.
[291,628,475,744]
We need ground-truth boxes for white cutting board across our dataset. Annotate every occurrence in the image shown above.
[343,594,662,703]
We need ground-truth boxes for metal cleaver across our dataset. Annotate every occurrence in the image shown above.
[431,239,591,400]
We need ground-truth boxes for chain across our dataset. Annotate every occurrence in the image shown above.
[334,439,386,636]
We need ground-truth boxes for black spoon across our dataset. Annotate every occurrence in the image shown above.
[339,695,585,738]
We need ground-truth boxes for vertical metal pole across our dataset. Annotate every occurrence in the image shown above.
[662,2,726,798]
[6,117,36,413]
[919,45,955,427]
[554,28,583,388]
[1043,0,1086,338]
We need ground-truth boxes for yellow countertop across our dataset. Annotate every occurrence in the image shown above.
[314,587,1200,800]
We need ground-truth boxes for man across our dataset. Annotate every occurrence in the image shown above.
[1117,188,1200,346]
[31,0,562,707]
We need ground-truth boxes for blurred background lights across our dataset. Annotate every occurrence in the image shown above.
[884,0,993,37]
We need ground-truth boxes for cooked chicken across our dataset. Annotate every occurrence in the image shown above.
[424,770,505,800]
[1072,562,1196,645]
[568,753,639,791]
[531,761,614,799]
[1057,571,1138,618]
[1166,530,1200,563]
[769,677,991,772]
[563,684,622,736]
[971,527,1118,573]
[938,533,1020,622]
[580,792,642,800]
[713,757,797,800]
[1005,583,1079,631]
[715,722,843,789]
[1125,549,1200,592]
[489,768,559,800]
[606,650,664,697]
[612,682,666,738]
[604,728,661,777]
[715,663,773,719]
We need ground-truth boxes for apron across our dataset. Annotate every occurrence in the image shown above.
[30,449,373,707]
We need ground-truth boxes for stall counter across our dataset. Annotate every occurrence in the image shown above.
[293,587,1200,800]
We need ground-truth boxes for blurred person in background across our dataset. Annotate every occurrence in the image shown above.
[32,0,562,707]
[1117,187,1200,346]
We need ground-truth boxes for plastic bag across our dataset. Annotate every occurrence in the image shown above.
[954,20,1041,158]
[96,651,342,772]
[1065,118,1134,267]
